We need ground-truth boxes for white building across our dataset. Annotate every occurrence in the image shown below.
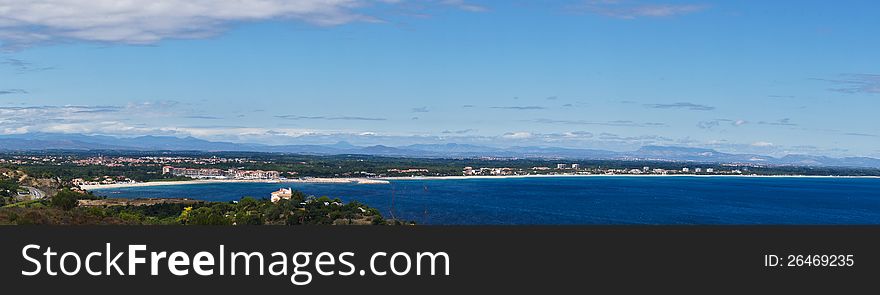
[682,168,690,172]
[571,164,580,169]
[706,168,714,173]
[463,167,475,176]
[557,164,569,169]
[271,188,293,203]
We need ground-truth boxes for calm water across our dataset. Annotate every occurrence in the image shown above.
[92,177,880,225]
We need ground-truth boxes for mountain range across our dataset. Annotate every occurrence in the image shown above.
[2,133,879,168]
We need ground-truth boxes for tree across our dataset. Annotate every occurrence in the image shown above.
[0,179,19,198]
[371,214,386,225]
[177,206,193,224]
[289,190,306,204]
[286,209,308,225]
[236,211,264,225]
[50,188,81,210]
[233,197,264,225]
[187,207,232,225]
[237,197,260,211]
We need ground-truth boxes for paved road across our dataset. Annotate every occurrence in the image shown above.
[21,186,46,200]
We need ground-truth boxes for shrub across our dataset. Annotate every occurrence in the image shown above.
[50,189,81,210]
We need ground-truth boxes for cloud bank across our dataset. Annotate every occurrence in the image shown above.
[275,115,387,121]
[820,74,880,94]
[645,102,715,111]
[0,0,493,47]
[574,0,708,19]
[0,0,381,47]
[0,88,27,95]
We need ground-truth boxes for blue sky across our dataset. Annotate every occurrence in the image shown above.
[0,0,878,157]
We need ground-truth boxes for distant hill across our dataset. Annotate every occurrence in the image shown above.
[1,133,879,168]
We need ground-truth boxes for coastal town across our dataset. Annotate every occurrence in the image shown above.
[2,150,879,225]
[3,151,874,194]
[0,155,260,167]
[161,166,282,180]
[79,162,759,194]
[97,161,744,187]
[461,164,743,176]
[69,163,750,189]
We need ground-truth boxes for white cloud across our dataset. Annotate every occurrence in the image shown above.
[502,132,532,139]
[697,118,747,130]
[0,0,492,47]
[576,1,708,19]
[0,102,186,135]
[0,0,387,46]
[819,74,880,94]
[1,102,866,157]
[438,0,487,12]
[0,105,334,142]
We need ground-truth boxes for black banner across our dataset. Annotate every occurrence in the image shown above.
[0,226,876,293]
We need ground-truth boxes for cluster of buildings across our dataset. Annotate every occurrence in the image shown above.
[463,164,588,176]
[0,155,264,168]
[71,156,257,167]
[72,157,149,167]
[386,168,430,174]
[603,167,742,175]
[463,167,518,176]
[162,166,281,180]
[556,163,581,170]
[531,164,581,170]
[461,164,747,177]
[680,167,716,173]
[149,156,255,165]
[0,156,63,165]
[270,188,348,207]
[71,176,136,186]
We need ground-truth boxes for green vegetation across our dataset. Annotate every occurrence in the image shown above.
[19,164,178,183]
[49,188,81,210]
[0,178,20,206]
[0,188,394,226]
[174,194,388,226]
[0,178,19,197]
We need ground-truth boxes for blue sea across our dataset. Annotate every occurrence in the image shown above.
[91,176,880,225]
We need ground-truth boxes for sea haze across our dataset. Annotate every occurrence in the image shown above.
[92,176,880,225]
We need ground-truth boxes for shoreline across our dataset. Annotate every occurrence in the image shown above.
[81,174,880,190]
[383,174,880,181]
[81,177,389,190]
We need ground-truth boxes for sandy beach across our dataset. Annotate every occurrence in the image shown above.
[80,177,389,190]
[80,173,879,190]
